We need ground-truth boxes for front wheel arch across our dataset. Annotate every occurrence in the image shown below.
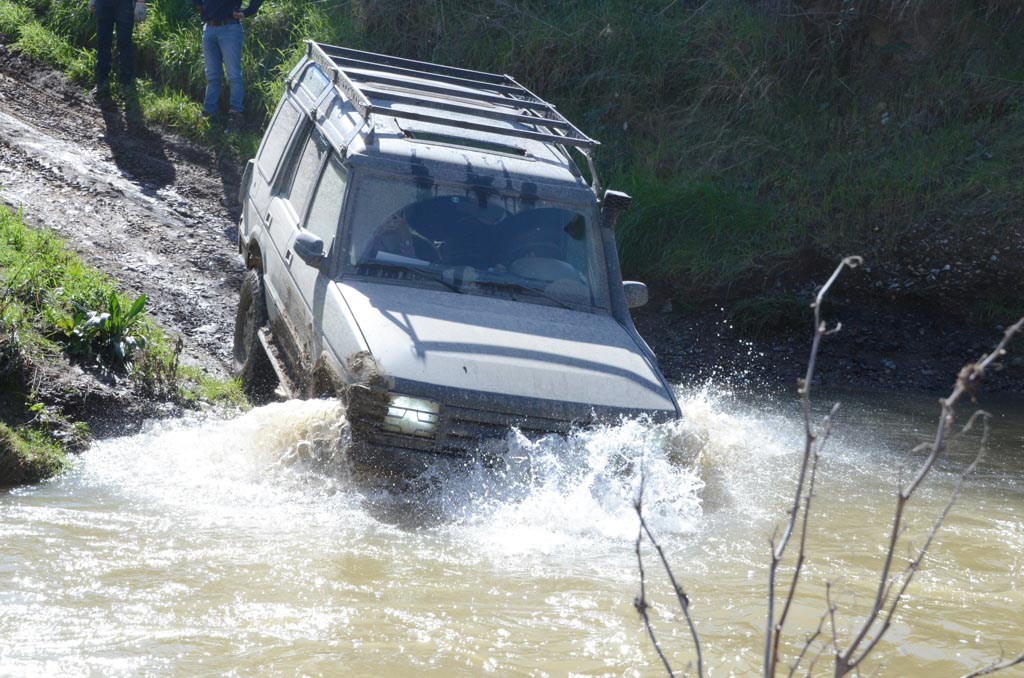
[232,268,276,402]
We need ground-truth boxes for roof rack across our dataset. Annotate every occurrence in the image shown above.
[306,41,601,192]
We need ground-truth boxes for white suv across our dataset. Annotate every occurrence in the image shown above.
[233,42,680,463]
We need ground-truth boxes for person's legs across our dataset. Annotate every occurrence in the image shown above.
[202,25,224,116]
[94,1,115,89]
[221,23,245,113]
[113,0,134,86]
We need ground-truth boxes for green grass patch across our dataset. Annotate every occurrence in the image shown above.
[615,173,775,286]
[976,295,1024,328]
[176,366,248,408]
[0,206,237,405]
[0,0,34,40]
[1,206,160,375]
[135,81,208,131]
[13,21,93,82]
[0,421,67,487]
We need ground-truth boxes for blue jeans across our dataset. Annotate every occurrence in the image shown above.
[202,22,244,115]
[95,0,134,86]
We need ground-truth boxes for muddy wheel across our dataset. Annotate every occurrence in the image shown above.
[233,269,276,402]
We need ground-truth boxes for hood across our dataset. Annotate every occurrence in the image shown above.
[338,281,677,414]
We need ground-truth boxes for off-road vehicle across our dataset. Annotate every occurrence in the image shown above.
[234,41,680,462]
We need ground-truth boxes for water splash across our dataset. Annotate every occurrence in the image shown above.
[73,385,817,546]
[79,399,356,525]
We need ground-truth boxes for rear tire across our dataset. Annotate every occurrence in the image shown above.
[233,269,276,402]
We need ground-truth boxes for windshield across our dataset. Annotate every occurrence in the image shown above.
[341,174,610,311]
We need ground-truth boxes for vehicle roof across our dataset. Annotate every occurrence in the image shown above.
[290,44,600,205]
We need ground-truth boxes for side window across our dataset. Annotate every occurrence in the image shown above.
[283,129,330,220]
[256,100,302,181]
[298,64,330,99]
[304,156,347,245]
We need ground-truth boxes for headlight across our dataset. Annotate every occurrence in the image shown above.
[382,394,440,439]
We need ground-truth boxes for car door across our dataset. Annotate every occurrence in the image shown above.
[248,97,304,241]
[264,124,330,370]
[287,154,349,376]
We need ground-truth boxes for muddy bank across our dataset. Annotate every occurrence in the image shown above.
[636,294,1024,396]
[0,48,243,369]
[0,48,1019,447]
[0,44,246,438]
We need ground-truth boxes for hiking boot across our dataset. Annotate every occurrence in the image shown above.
[227,110,244,131]
[92,83,111,99]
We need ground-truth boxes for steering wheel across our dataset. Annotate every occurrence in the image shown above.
[411,232,442,264]
[508,241,561,263]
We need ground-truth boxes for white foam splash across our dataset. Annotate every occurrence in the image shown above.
[74,386,809,550]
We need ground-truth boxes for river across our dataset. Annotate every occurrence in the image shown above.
[1,386,1022,676]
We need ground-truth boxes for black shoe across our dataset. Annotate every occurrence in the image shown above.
[92,83,111,99]
[227,111,243,131]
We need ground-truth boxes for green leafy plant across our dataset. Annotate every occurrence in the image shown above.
[59,291,149,372]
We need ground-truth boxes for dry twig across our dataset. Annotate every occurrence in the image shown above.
[765,256,861,676]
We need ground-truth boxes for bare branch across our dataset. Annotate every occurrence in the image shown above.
[634,459,705,677]
[826,582,839,658]
[788,608,830,678]
[961,650,1024,677]
[765,256,860,676]
[638,511,704,676]
[634,469,677,676]
[772,403,839,674]
[852,414,990,666]
[836,316,1024,675]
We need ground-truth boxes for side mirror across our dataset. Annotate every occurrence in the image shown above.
[623,281,648,309]
[293,231,325,267]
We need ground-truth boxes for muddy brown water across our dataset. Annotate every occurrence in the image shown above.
[1,386,1021,676]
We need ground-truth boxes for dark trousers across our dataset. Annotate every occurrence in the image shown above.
[95,0,134,86]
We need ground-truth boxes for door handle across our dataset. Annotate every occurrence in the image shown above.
[285,249,293,264]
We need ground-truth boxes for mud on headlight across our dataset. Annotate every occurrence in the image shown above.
[382,394,440,439]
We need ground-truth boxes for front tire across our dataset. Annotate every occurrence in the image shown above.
[233,269,276,402]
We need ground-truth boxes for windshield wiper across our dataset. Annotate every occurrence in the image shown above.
[357,261,464,293]
[472,279,572,309]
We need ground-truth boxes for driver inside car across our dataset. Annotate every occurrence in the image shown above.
[364,210,438,262]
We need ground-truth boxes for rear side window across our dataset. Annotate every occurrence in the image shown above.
[283,129,330,220]
[256,100,302,181]
[304,156,347,245]
[298,64,330,99]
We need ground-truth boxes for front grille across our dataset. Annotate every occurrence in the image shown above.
[361,399,582,457]
[439,403,576,454]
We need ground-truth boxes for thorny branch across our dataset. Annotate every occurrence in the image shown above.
[633,254,1024,676]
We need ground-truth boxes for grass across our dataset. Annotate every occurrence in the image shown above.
[0,206,244,484]
[1,0,1021,306]
[0,422,66,487]
[0,205,240,395]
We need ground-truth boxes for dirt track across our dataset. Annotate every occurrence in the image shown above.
[0,45,242,379]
